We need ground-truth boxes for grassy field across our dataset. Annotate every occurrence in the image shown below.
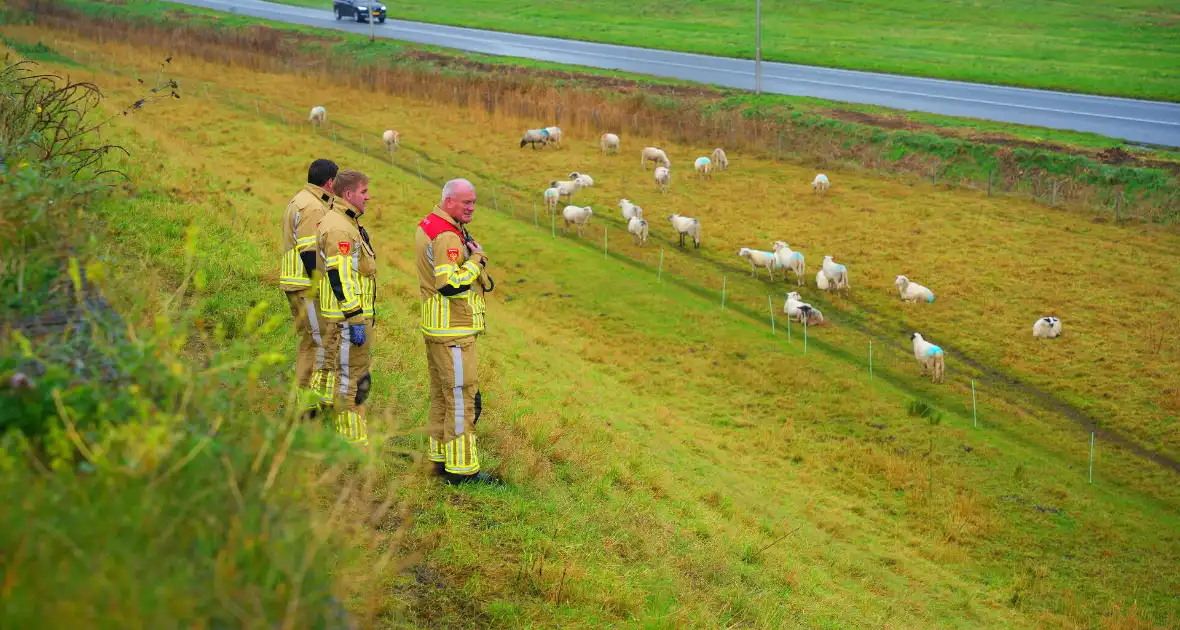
[5,24,1179,628]
[274,0,1180,102]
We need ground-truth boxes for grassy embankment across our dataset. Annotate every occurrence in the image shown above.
[273,0,1180,102]
[3,23,1177,628]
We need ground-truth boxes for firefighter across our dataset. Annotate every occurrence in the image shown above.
[414,178,500,485]
[317,169,377,446]
[279,158,338,417]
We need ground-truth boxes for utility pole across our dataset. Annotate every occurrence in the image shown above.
[370,8,376,42]
[755,0,762,94]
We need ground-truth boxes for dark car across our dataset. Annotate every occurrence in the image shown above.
[333,0,386,23]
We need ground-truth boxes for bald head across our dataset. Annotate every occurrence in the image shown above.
[441,178,477,224]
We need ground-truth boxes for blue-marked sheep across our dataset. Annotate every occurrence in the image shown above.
[739,247,778,280]
[784,291,824,326]
[642,146,670,170]
[821,255,850,292]
[1032,316,1063,339]
[562,205,594,236]
[772,241,806,286]
[549,178,583,203]
[308,106,326,128]
[711,147,728,170]
[619,199,643,221]
[382,129,399,152]
[601,133,620,154]
[669,213,701,249]
[911,333,945,383]
[694,156,713,179]
[520,128,550,150]
[628,216,649,246]
[812,173,830,193]
[544,186,560,214]
[896,275,935,303]
[654,166,671,194]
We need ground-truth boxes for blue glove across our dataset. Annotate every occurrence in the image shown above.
[348,323,366,346]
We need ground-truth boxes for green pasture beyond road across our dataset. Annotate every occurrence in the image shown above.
[275,0,1180,102]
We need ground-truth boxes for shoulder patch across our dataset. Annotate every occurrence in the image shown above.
[338,242,351,256]
[447,248,460,263]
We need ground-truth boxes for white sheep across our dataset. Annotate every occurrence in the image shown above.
[570,171,594,188]
[654,166,671,194]
[562,205,594,237]
[711,147,728,170]
[520,128,550,150]
[549,178,583,203]
[694,156,713,179]
[1032,316,1063,339]
[641,146,670,170]
[543,186,560,214]
[668,213,701,249]
[382,129,399,152]
[544,126,563,148]
[619,198,643,221]
[738,247,778,280]
[812,173,830,193]
[628,216,649,246]
[772,241,806,286]
[308,106,326,128]
[911,333,945,383]
[601,133,620,154]
[820,255,850,292]
[895,275,935,303]
[784,291,824,326]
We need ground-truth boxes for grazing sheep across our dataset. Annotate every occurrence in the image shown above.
[544,126,563,148]
[668,213,701,249]
[570,171,594,188]
[308,106,326,128]
[772,241,806,286]
[654,166,671,194]
[911,333,945,383]
[738,247,778,280]
[520,128,550,150]
[812,173,830,193]
[895,275,935,303]
[601,133,620,154]
[628,216,649,246]
[821,255,850,291]
[619,198,643,221]
[641,146,671,170]
[815,269,830,291]
[711,147,728,170]
[784,291,824,326]
[544,186,560,214]
[1032,316,1063,339]
[694,156,713,179]
[382,129,399,152]
[549,178,584,203]
[562,205,594,237]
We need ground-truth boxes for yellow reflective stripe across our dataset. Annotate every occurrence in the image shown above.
[338,253,361,311]
[359,276,376,317]
[445,434,479,474]
[318,275,344,318]
[434,261,481,288]
[280,248,311,287]
[295,235,317,252]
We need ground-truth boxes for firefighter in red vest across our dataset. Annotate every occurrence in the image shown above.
[414,178,499,485]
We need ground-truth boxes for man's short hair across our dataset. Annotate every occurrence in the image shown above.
[441,178,474,205]
[307,159,338,187]
[334,169,370,196]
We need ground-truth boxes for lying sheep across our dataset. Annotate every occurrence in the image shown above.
[694,156,713,179]
[784,291,824,326]
[601,133,620,154]
[812,173,830,193]
[738,247,778,280]
[1032,316,1063,339]
[911,333,945,383]
[772,241,806,286]
[382,129,399,152]
[642,146,670,170]
[711,147,728,170]
[628,216,649,246]
[549,178,583,203]
[821,255,850,292]
[562,205,594,237]
[619,198,643,221]
[570,171,594,188]
[544,126,563,147]
[654,166,671,194]
[669,213,701,249]
[815,269,830,291]
[895,275,934,303]
[308,106,326,128]
[520,128,550,150]
[544,186,560,214]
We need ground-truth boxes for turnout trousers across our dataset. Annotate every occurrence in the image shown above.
[425,337,481,475]
[286,290,335,410]
[332,318,372,446]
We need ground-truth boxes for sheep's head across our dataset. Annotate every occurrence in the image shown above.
[773,241,787,251]
[896,275,908,287]
[738,248,750,257]
[823,255,834,262]
[584,206,593,214]
[569,171,580,179]
[787,291,801,301]
[911,333,923,342]
[618,199,630,207]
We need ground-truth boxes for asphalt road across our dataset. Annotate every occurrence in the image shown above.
[172,0,1180,147]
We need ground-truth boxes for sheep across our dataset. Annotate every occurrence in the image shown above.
[772,241,806,286]
[619,198,643,221]
[549,178,584,203]
[1032,316,1063,339]
[654,166,671,194]
[894,275,934,303]
[694,156,713,179]
[544,126,563,148]
[711,147,728,170]
[911,333,945,383]
[784,291,824,326]
[570,171,594,188]
[520,128,550,150]
[562,205,594,237]
[738,247,778,280]
[668,213,701,249]
[308,106,326,128]
[820,255,850,292]
[382,129,399,152]
[628,216,649,246]
[641,146,670,170]
[544,186,560,214]
[812,173,830,193]
[601,133,620,154]
[815,269,830,291]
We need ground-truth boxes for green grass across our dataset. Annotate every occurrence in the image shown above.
[271,0,1180,102]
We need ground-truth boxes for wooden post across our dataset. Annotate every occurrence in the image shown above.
[1051,180,1058,207]
[493,186,499,212]
[987,169,993,196]
[533,201,538,227]
[869,339,873,380]
[971,379,978,428]
[658,249,664,283]
[604,225,608,258]
[1089,432,1095,484]
[768,295,775,335]
[416,157,423,181]
[722,275,727,310]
